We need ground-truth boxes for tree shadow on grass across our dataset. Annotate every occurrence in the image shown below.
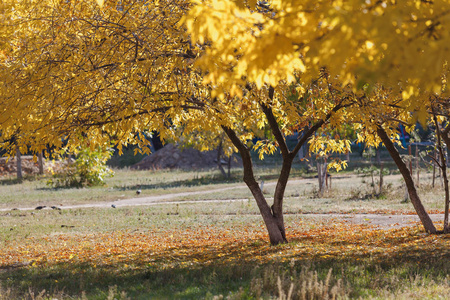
[0,175,40,186]
[36,172,245,192]
[1,232,450,299]
[111,172,291,192]
[112,175,244,192]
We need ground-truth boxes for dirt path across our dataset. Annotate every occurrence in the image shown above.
[0,177,444,229]
[0,179,301,212]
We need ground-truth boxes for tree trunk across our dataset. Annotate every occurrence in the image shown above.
[377,126,437,233]
[433,149,437,188]
[379,162,384,195]
[440,149,449,233]
[38,151,44,175]
[317,162,323,194]
[271,157,295,243]
[16,145,23,180]
[221,93,345,245]
[439,126,450,232]
[227,155,232,178]
[222,126,287,245]
[415,145,420,186]
[216,140,228,178]
[433,115,449,233]
[408,144,413,176]
[247,177,287,244]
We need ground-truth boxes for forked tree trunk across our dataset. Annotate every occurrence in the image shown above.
[377,127,437,233]
[221,89,345,245]
[222,126,287,245]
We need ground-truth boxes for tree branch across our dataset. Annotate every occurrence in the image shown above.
[291,101,347,157]
[260,86,290,157]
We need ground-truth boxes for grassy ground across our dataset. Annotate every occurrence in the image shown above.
[1,160,449,299]
[0,165,447,214]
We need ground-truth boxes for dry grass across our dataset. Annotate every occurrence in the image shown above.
[1,167,449,299]
[1,168,447,214]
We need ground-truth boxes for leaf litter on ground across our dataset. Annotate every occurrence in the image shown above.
[1,220,449,271]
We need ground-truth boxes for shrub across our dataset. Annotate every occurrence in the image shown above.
[48,146,114,188]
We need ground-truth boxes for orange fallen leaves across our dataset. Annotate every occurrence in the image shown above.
[1,221,449,270]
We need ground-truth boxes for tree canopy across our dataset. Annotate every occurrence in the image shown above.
[185,0,450,97]
[1,0,450,243]
[1,0,205,153]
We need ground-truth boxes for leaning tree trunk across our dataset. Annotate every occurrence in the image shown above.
[377,126,437,233]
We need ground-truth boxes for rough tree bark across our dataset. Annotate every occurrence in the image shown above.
[221,126,286,245]
[377,126,437,233]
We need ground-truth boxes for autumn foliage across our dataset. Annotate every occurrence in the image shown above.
[1,0,450,244]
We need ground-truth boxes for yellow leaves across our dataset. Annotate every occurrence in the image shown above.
[184,0,450,106]
[365,40,374,50]
[401,86,416,100]
[309,135,350,159]
[1,0,213,152]
[253,140,277,160]
[95,0,104,7]
[327,159,347,172]
[2,0,449,170]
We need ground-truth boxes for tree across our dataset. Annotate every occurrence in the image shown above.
[183,1,450,236]
[2,0,450,244]
[184,0,450,100]
[1,0,354,245]
[1,0,204,154]
[430,97,450,232]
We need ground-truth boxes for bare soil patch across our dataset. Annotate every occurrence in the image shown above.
[0,156,42,176]
[0,156,70,177]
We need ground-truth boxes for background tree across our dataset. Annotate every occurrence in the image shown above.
[430,97,450,232]
[1,0,204,154]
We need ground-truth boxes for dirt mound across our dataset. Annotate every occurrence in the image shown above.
[131,144,241,170]
[0,156,42,176]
